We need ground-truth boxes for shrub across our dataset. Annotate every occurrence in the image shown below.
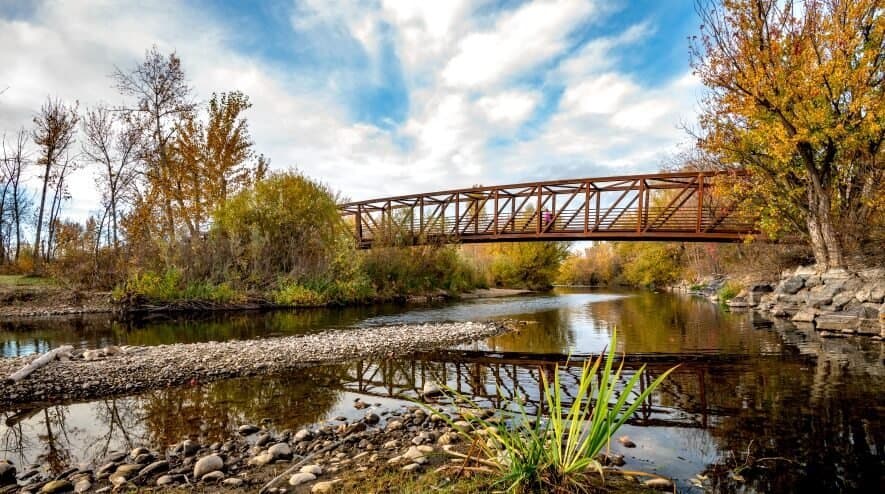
[717,281,742,303]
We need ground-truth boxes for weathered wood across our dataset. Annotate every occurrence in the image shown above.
[5,345,73,384]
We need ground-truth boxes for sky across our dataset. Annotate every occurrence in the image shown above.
[0,0,705,223]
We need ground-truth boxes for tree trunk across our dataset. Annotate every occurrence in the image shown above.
[33,162,51,269]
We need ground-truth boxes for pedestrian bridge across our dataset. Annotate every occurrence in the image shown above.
[339,171,757,248]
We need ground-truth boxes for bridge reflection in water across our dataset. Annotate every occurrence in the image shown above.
[340,171,758,247]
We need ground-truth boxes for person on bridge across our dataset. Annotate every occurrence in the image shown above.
[542,208,553,229]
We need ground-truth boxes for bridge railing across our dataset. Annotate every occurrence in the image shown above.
[340,171,756,247]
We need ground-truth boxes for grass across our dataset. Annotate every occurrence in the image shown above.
[422,330,677,493]
[0,274,56,287]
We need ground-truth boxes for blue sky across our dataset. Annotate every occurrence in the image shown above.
[0,0,705,220]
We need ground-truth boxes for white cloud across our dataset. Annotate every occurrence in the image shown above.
[443,0,596,88]
[477,90,539,125]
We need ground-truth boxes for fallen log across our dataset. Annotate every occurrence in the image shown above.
[5,345,73,384]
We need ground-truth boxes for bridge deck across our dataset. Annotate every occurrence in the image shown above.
[340,171,757,247]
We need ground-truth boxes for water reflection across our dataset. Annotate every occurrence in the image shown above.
[0,290,882,492]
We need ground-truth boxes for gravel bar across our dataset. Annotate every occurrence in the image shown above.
[0,321,510,407]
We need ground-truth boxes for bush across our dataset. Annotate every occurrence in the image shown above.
[717,281,742,303]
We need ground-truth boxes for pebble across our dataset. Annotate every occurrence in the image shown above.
[156,475,175,486]
[644,478,674,490]
[402,463,421,472]
[618,435,636,448]
[73,479,91,493]
[300,464,323,476]
[39,480,72,493]
[238,424,260,435]
[268,442,293,460]
[222,477,244,487]
[311,479,342,493]
[193,454,224,478]
[202,471,225,483]
[289,472,316,486]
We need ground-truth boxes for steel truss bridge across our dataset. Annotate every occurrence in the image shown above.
[339,171,757,248]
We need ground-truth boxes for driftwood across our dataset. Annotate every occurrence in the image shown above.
[5,345,72,384]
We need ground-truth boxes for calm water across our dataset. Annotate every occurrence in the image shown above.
[1,289,882,492]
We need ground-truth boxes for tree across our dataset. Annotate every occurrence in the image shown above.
[82,106,141,250]
[0,130,29,262]
[31,98,79,266]
[691,0,885,269]
[113,46,196,243]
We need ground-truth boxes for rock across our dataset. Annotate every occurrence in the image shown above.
[644,478,674,490]
[805,293,833,308]
[181,439,200,457]
[617,436,636,448]
[73,479,91,493]
[777,277,804,294]
[364,412,380,425]
[103,345,122,356]
[156,475,175,486]
[792,308,817,323]
[193,454,223,478]
[289,472,316,486]
[402,463,421,472]
[452,420,471,432]
[133,453,153,465]
[382,440,398,449]
[248,452,273,467]
[300,464,323,476]
[95,463,116,479]
[437,432,458,445]
[82,349,103,361]
[114,464,142,478]
[422,382,443,398]
[238,424,260,435]
[129,447,149,459]
[311,479,342,493]
[815,313,859,331]
[108,472,130,487]
[222,477,244,487]
[201,471,224,483]
[40,480,73,493]
[255,432,272,447]
[403,446,426,463]
[0,461,15,486]
[294,429,313,442]
[831,291,854,310]
[268,442,292,460]
[138,460,169,477]
[385,420,404,432]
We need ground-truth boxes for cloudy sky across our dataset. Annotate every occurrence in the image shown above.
[0,0,704,222]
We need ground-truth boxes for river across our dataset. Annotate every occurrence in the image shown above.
[1,289,882,492]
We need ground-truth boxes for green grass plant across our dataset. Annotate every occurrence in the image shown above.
[717,281,742,303]
[423,330,677,493]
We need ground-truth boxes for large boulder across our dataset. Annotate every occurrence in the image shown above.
[193,454,223,478]
[776,277,804,295]
[792,308,817,323]
[815,313,859,332]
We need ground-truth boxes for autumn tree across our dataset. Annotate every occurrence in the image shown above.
[31,98,79,266]
[691,0,885,270]
[81,106,141,250]
[113,46,196,244]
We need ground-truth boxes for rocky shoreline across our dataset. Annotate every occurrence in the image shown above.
[0,397,664,494]
[0,322,511,407]
[684,266,885,338]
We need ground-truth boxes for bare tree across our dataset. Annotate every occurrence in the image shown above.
[1,130,30,262]
[31,98,79,267]
[82,106,141,250]
[113,46,195,243]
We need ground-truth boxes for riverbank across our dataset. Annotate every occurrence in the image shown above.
[0,284,533,319]
[0,322,510,407]
[0,398,664,494]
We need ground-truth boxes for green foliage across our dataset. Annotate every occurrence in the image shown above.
[421,330,677,493]
[361,244,486,299]
[717,281,742,303]
[487,242,570,290]
[556,243,620,286]
[272,282,328,307]
[616,242,683,288]
[115,268,238,303]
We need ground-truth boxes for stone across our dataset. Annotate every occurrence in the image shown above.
[311,479,342,493]
[222,477,244,487]
[402,463,421,472]
[300,464,323,476]
[156,475,175,486]
[114,464,142,478]
[268,442,292,460]
[403,446,426,462]
[255,432,273,447]
[181,439,200,457]
[95,462,116,479]
[382,440,398,449]
[791,308,817,323]
[777,277,804,294]
[238,424,260,435]
[289,472,316,486]
[294,429,313,442]
[437,432,458,445]
[644,478,674,490]
[248,452,273,467]
[422,382,443,397]
[193,454,223,478]
[201,471,224,483]
[138,460,169,477]
[805,293,833,308]
[0,461,15,486]
[385,420,404,432]
[40,480,73,493]
[73,479,91,493]
[108,472,130,487]
[815,313,859,331]
[831,291,854,310]
[132,453,153,465]
[452,420,471,432]
[618,436,636,448]
[364,412,380,425]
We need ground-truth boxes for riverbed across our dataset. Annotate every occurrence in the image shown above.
[1,289,882,492]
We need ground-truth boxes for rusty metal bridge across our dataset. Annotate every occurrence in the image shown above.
[339,171,757,248]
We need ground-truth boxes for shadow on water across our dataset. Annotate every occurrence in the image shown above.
[0,289,882,492]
